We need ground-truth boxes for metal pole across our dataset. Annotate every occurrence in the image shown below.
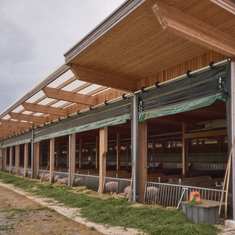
[68,134,71,186]
[131,94,139,202]
[15,145,17,167]
[230,61,235,219]
[0,140,3,171]
[31,127,34,179]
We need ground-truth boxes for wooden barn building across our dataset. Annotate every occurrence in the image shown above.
[1,0,235,219]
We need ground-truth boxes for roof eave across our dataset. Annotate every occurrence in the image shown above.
[63,0,147,64]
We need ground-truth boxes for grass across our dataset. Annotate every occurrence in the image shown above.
[0,172,221,235]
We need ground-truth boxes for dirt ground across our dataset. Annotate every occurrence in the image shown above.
[0,185,103,235]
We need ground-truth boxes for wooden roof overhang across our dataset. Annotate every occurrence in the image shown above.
[1,0,234,141]
[65,0,235,91]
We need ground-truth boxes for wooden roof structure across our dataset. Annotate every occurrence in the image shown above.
[0,0,234,139]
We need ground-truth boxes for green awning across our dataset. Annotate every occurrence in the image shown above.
[139,93,224,122]
[34,114,131,142]
[2,138,31,148]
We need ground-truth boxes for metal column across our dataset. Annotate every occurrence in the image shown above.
[0,140,3,171]
[226,61,234,219]
[15,145,17,167]
[131,94,139,202]
[68,134,71,186]
[31,127,34,179]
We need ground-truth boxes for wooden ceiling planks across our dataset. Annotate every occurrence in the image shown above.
[68,0,234,86]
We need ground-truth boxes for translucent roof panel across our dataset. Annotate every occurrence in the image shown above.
[62,103,75,109]
[61,80,86,91]
[22,111,32,115]
[2,114,11,120]
[50,101,68,108]
[47,70,74,88]
[12,105,24,113]
[38,98,55,105]
[26,90,45,103]
[78,84,102,95]
[33,112,44,116]
[91,87,110,96]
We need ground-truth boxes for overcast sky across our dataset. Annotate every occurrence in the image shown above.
[0,0,125,113]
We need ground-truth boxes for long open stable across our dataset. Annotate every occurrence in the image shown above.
[1,0,235,219]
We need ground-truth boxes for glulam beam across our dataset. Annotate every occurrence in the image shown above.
[23,102,67,116]
[9,112,48,124]
[43,87,98,106]
[152,1,235,57]
[71,64,136,92]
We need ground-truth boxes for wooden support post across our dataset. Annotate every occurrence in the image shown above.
[56,143,59,167]
[2,148,6,172]
[39,144,43,168]
[47,143,50,166]
[79,139,83,169]
[99,127,108,194]
[116,133,121,171]
[24,143,28,177]
[139,121,148,203]
[9,146,13,173]
[66,141,69,168]
[33,142,40,179]
[0,148,3,169]
[70,134,76,186]
[95,136,99,169]
[49,138,55,183]
[15,145,20,173]
[182,123,188,177]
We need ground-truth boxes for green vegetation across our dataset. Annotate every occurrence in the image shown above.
[0,172,220,235]
[187,194,202,207]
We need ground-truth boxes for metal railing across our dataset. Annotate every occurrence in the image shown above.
[10,166,16,174]
[17,167,24,176]
[144,181,224,208]
[37,169,50,179]
[52,171,69,185]
[5,165,9,172]
[73,173,99,191]
[192,162,226,171]
[174,179,211,188]
[26,168,32,178]
[103,177,131,194]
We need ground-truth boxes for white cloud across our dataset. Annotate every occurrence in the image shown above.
[0,0,124,112]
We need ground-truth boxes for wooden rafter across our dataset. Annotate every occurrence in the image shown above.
[0,129,17,135]
[43,87,98,106]
[9,112,49,124]
[0,120,32,129]
[0,125,23,132]
[152,1,235,57]
[22,102,67,116]
[71,64,136,92]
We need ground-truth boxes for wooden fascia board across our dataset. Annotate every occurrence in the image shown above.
[9,112,49,124]
[152,1,235,57]
[43,87,98,106]
[22,102,67,116]
[0,120,32,129]
[71,64,136,92]
[0,125,23,132]
[183,129,227,139]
